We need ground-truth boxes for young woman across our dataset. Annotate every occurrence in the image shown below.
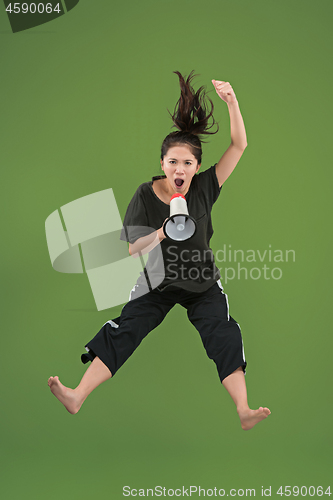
[48,71,271,430]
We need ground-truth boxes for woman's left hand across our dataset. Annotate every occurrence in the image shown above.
[212,80,238,104]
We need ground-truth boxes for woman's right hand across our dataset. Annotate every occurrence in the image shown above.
[157,219,168,242]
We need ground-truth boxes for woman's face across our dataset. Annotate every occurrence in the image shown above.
[160,145,200,195]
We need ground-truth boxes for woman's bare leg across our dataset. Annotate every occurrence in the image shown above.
[222,366,271,430]
[48,357,112,414]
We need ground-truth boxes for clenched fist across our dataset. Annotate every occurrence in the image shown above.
[212,80,237,104]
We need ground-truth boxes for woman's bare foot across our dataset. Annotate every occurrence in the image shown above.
[237,406,271,430]
[48,376,82,414]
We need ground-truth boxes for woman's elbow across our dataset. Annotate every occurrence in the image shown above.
[128,243,139,258]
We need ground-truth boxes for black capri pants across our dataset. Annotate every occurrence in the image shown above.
[81,280,246,383]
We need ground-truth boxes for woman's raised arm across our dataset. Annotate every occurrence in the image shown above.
[212,80,247,188]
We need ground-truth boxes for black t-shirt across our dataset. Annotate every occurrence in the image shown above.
[120,164,222,292]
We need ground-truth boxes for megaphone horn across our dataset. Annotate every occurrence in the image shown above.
[163,194,196,241]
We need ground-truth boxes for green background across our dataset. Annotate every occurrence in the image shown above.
[1,0,332,498]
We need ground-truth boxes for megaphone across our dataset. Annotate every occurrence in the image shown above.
[163,194,196,241]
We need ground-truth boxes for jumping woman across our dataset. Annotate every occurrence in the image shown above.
[48,71,271,430]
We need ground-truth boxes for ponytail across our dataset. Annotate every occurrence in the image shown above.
[170,70,218,136]
[161,71,218,163]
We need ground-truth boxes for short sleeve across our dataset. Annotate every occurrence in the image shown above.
[196,164,222,207]
[120,184,155,244]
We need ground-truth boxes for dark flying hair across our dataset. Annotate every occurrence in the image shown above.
[161,71,219,164]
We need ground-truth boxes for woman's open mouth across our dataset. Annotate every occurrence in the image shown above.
[174,178,184,187]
